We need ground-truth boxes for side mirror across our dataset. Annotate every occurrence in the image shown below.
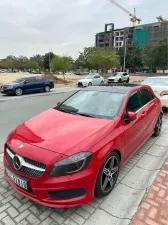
[57,102,61,106]
[125,112,137,121]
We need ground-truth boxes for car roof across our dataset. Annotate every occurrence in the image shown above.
[82,84,143,94]
[21,75,41,79]
[145,76,168,79]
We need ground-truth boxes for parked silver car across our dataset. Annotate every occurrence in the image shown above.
[108,72,130,83]
[78,73,104,87]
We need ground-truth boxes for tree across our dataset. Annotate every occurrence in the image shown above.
[87,47,120,72]
[43,52,55,71]
[154,39,168,73]
[142,39,168,73]
[142,44,156,72]
[118,44,142,72]
[50,56,72,80]
[30,55,43,71]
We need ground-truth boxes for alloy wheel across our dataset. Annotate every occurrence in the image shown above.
[156,115,162,134]
[15,88,23,96]
[45,86,50,92]
[101,156,119,193]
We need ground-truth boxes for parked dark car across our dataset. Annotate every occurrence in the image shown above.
[0,76,54,96]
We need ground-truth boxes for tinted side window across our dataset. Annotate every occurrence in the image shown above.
[26,77,36,83]
[35,76,43,81]
[94,76,100,79]
[140,89,153,106]
[126,91,142,112]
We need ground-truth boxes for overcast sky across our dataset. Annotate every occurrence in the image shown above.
[0,0,167,58]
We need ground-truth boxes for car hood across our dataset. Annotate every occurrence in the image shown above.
[108,76,117,79]
[78,79,91,83]
[9,109,115,156]
[3,82,18,87]
[147,85,168,96]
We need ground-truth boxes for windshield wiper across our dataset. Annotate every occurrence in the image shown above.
[59,108,77,115]
[76,112,94,118]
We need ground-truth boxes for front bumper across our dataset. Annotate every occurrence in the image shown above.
[108,80,119,83]
[1,88,14,95]
[4,152,96,208]
[77,82,88,87]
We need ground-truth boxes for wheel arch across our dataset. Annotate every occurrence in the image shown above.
[44,83,51,88]
[14,86,24,91]
[112,149,121,162]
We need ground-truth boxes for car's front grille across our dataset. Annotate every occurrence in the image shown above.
[5,146,46,178]
[78,82,83,86]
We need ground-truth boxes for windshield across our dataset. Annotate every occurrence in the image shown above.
[84,75,95,79]
[113,72,123,77]
[56,90,124,119]
[142,78,168,86]
[13,78,26,83]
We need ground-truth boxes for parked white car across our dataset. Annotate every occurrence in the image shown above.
[108,72,130,83]
[141,77,168,108]
[77,73,104,87]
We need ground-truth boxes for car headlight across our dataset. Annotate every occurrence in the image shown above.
[49,151,92,177]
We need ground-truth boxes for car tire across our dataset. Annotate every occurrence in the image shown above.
[100,81,104,85]
[118,79,122,83]
[153,114,162,137]
[95,151,120,198]
[126,78,130,83]
[44,85,50,92]
[88,82,92,86]
[15,88,23,96]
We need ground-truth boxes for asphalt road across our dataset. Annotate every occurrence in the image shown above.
[0,91,75,153]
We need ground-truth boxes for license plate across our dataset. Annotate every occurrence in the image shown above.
[6,168,27,190]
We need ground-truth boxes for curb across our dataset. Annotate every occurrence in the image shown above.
[0,88,79,102]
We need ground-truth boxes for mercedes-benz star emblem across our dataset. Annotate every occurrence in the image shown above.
[13,155,23,170]
[19,144,23,149]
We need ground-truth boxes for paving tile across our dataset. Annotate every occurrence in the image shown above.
[84,208,122,225]
[136,154,165,170]
[155,137,168,147]
[121,166,158,190]
[100,183,145,219]
[2,216,16,225]
[147,144,168,157]
[132,159,168,225]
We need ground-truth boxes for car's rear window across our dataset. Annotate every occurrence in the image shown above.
[56,90,124,119]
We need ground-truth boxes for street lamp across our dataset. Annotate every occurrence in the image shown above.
[123,37,129,72]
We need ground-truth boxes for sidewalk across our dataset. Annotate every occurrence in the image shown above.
[131,159,168,225]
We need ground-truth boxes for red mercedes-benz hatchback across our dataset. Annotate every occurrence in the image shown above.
[4,84,162,208]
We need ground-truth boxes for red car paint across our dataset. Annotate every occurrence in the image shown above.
[3,85,162,208]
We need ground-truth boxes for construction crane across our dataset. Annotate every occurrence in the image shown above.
[108,0,141,27]
[156,16,167,23]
